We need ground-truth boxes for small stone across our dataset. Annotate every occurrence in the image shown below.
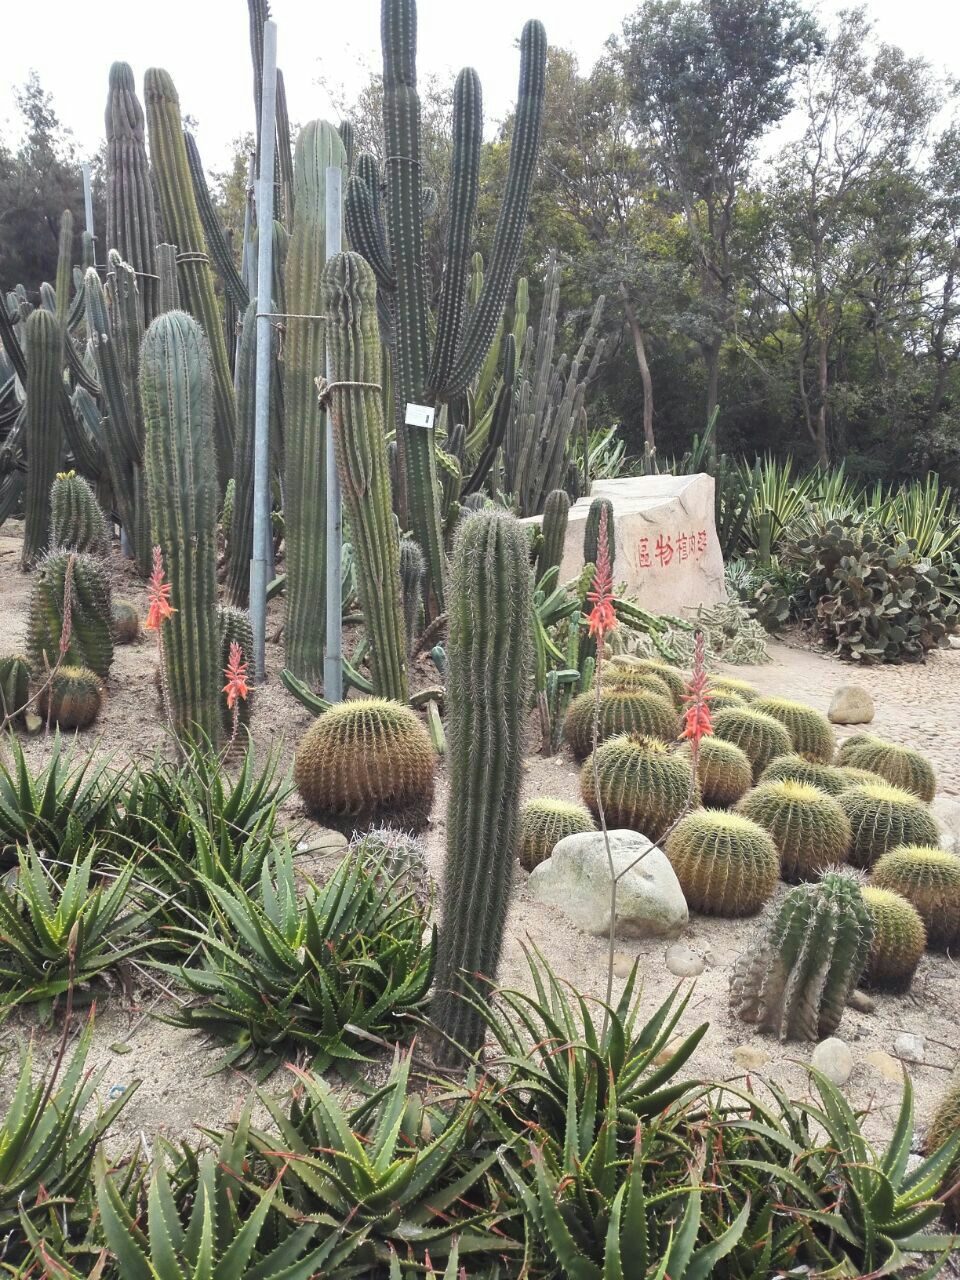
[653,1036,686,1067]
[23,712,42,733]
[866,1049,904,1082]
[612,953,634,979]
[893,1033,925,1064]
[847,990,876,1013]
[665,944,705,978]
[811,1036,853,1085]
[828,685,875,725]
[109,1042,133,1054]
[732,1045,769,1071]
[949,635,960,650]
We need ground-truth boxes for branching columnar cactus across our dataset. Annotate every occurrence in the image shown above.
[751,696,835,763]
[322,251,409,702]
[0,655,31,722]
[433,510,532,1062]
[712,706,793,780]
[50,472,108,554]
[860,886,926,992]
[872,846,960,949]
[584,496,614,572]
[294,698,436,829]
[680,736,753,808]
[105,62,159,324]
[536,489,569,581]
[38,666,103,730]
[144,69,236,491]
[140,311,221,743]
[27,550,113,678]
[517,797,596,871]
[738,780,852,882]
[283,121,346,684]
[925,1071,960,1227]
[666,810,780,916]
[22,308,62,569]
[218,606,254,734]
[836,735,937,802]
[347,1,546,605]
[399,536,424,654]
[838,782,939,869]
[581,735,694,841]
[731,868,873,1042]
[564,687,677,760]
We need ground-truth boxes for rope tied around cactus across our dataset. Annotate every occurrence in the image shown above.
[314,375,382,409]
[255,312,328,361]
[175,251,210,265]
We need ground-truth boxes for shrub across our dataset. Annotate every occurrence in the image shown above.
[581,735,694,840]
[836,734,936,801]
[666,810,780,916]
[751,695,835,763]
[517,797,596,870]
[563,686,677,759]
[871,845,960,948]
[860,885,926,991]
[711,705,792,779]
[738,780,851,881]
[838,782,939,869]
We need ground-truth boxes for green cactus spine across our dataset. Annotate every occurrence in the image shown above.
[564,687,677,760]
[680,736,753,807]
[537,488,569,580]
[872,846,960,949]
[27,550,113,678]
[712,705,793,780]
[751,696,835,764]
[105,62,159,324]
[50,471,108,553]
[218,605,254,734]
[666,810,779,917]
[322,251,409,702]
[584,495,614,571]
[0,655,31,722]
[433,509,532,1062]
[731,868,873,1042]
[738,780,852,882]
[836,735,936,802]
[283,121,346,684]
[140,310,221,743]
[399,536,424,654]
[517,797,596,871]
[838,782,939,869]
[581,734,694,841]
[38,665,103,730]
[144,68,236,491]
[860,886,926,992]
[22,308,62,569]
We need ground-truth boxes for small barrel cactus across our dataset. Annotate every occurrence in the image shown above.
[218,606,254,733]
[838,765,887,788]
[711,676,759,703]
[860,885,926,992]
[871,846,960,949]
[738,780,852,882]
[537,488,570,580]
[679,736,753,808]
[711,706,792,780]
[294,699,436,831]
[707,690,746,713]
[599,665,674,702]
[111,600,140,644]
[50,471,109,554]
[925,1070,960,1227]
[0,655,31,723]
[583,496,614,572]
[581,734,694,841]
[38,666,104,730]
[731,868,873,1042]
[27,550,114,679]
[517,797,596,871]
[666,810,779,917]
[564,687,677,760]
[398,536,425,655]
[607,655,685,707]
[838,783,939,870]
[353,825,430,909]
[760,753,867,797]
[836,735,936,802]
[751,696,835,764]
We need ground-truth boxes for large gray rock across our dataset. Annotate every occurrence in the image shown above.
[931,794,960,854]
[528,828,688,939]
[828,685,875,725]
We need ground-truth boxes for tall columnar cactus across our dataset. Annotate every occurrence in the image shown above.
[347,0,546,607]
[399,536,424,654]
[322,252,409,701]
[184,131,249,315]
[22,308,62,569]
[218,605,254,734]
[0,655,31,723]
[731,868,873,1042]
[156,243,180,312]
[27,550,114,678]
[537,488,569,581]
[55,210,73,321]
[584,496,614,571]
[433,509,532,1062]
[283,121,346,684]
[140,311,221,743]
[105,62,159,324]
[50,471,108,553]
[144,69,236,491]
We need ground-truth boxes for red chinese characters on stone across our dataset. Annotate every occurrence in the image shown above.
[637,536,651,568]
[637,528,708,571]
[655,534,674,567]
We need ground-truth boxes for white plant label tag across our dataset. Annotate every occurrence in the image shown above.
[405,402,435,429]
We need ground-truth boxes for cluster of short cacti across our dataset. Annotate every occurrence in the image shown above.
[27,550,113,678]
[837,734,937,801]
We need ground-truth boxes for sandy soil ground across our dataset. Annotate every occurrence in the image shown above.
[1,523,958,1175]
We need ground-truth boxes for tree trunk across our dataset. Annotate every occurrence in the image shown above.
[703,338,721,465]
[620,283,655,453]
[815,326,829,467]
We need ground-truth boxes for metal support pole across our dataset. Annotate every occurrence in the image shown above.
[81,163,94,241]
[250,19,278,684]
[236,152,256,379]
[323,165,343,701]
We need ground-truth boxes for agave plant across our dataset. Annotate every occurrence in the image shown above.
[0,734,126,867]
[472,943,707,1149]
[0,1015,139,1267]
[0,845,153,1016]
[164,846,436,1078]
[239,1050,512,1274]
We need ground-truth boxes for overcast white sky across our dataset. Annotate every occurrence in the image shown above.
[4,0,959,175]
